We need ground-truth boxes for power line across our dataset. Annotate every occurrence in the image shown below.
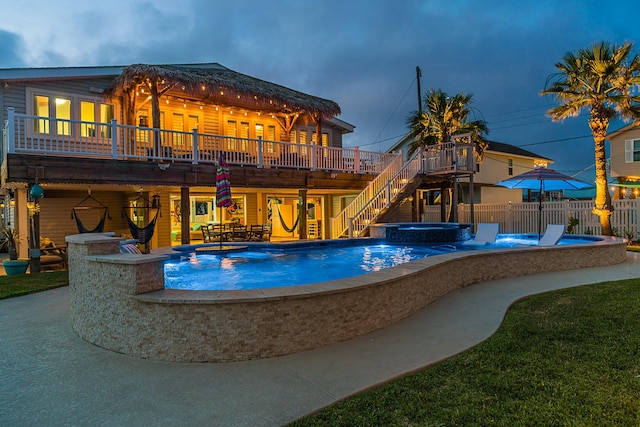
[373,76,416,147]
[518,134,592,147]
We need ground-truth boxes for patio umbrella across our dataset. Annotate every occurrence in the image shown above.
[495,167,592,240]
[216,153,233,248]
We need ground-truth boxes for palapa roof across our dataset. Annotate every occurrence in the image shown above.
[104,63,341,118]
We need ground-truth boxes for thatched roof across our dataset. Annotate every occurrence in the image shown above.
[104,63,341,118]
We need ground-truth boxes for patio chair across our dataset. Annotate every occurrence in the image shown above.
[231,225,248,241]
[463,223,499,246]
[201,224,213,243]
[248,224,264,242]
[538,224,565,246]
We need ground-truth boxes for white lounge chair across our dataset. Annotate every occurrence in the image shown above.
[538,224,565,246]
[463,223,500,246]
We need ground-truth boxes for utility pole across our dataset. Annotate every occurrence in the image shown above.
[416,66,422,114]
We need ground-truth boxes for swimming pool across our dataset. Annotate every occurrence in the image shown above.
[165,235,601,291]
[68,232,627,362]
[165,244,456,290]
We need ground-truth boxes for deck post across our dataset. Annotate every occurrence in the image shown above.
[310,144,317,171]
[192,129,199,165]
[7,108,15,154]
[354,147,360,173]
[257,136,263,168]
[110,119,118,159]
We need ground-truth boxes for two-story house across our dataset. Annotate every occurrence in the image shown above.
[1,63,469,258]
[606,123,640,198]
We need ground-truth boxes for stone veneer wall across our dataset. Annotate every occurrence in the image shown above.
[67,233,628,363]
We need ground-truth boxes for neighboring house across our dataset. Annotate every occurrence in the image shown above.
[469,140,552,204]
[607,123,640,198]
[388,136,552,206]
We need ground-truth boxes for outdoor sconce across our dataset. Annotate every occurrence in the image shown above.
[30,183,44,199]
[151,195,161,209]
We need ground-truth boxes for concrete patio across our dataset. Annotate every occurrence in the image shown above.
[1,252,639,426]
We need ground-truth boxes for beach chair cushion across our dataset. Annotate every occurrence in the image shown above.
[538,224,565,246]
[463,223,499,245]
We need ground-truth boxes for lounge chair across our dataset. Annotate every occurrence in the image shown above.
[538,224,565,246]
[40,243,67,268]
[463,223,499,246]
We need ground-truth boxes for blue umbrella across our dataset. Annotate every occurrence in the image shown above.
[495,167,592,239]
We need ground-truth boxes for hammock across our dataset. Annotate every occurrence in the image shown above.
[122,194,161,244]
[71,193,111,233]
[277,204,300,233]
[122,208,159,244]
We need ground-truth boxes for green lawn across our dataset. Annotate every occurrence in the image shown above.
[290,279,640,426]
[0,270,68,299]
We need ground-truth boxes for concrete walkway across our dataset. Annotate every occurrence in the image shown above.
[2,252,640,426]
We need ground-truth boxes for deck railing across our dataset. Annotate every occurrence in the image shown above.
[331,141,475,238]
[5,108,396,174]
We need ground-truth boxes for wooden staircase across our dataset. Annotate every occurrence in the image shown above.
[331,139,475,238]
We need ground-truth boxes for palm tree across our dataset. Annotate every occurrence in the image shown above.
[406,89,488,223]
[406,89,489,156]
[541,41,640,236]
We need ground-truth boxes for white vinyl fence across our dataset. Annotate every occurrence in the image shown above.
[423,199,640,238]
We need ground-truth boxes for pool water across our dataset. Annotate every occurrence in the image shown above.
[164,235,599,291]
[164,244,457,291]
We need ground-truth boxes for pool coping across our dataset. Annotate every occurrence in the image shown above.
[68,233,627,362]
[136,236,620,304]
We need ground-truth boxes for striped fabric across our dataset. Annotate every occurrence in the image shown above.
[120,243,142,254]
[216,153,233,208]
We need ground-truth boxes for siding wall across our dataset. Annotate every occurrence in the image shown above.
[610,129,640,179]
[39,190,129,246]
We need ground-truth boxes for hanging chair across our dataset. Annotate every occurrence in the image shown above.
[122,194,161,244]
[71,193,111,233]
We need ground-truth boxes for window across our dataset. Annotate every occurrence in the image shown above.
[172,113,185,146]
[29,88,114,138]
[55,97,71,135]
[625,139,640,162]
[300,130,308,155]
[266,125,276,153]
[508,159,513,175]
[34,95,50,133]
[80,101,95,137]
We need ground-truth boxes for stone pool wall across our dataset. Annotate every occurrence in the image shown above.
[67,233,628,363]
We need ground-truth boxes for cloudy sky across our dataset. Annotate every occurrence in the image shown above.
[2,0,640,182]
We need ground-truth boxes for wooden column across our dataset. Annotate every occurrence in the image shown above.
[180,186,191,245]
[29,197,41,273]
[298,189,307,240]
[440,183,447,222]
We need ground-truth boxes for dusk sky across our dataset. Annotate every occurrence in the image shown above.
[2,0,640,183]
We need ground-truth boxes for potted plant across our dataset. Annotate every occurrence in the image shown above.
[1,228,28,275]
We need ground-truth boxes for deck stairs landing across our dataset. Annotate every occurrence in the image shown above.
[331,139,475,239]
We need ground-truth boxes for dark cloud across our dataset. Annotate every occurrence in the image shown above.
[0,30,25,68]
[6,0,640,182]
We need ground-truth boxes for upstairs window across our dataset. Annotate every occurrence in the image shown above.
[625,139,640,162]
[508,159,513,175]
[29,89,114,138]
